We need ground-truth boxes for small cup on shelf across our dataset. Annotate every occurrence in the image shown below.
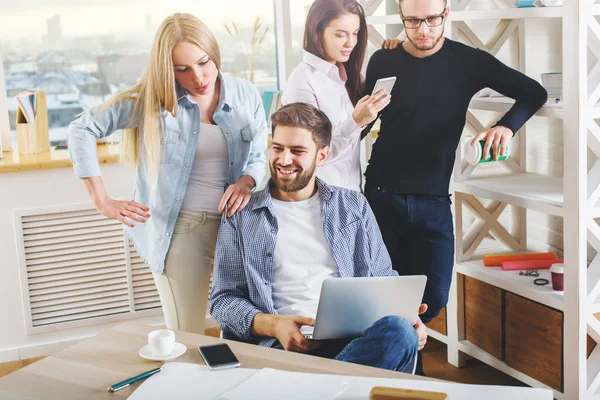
[550,263,564,292]
[541,72,562,99]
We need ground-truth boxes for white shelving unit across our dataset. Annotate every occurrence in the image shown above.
[469,96,564,119]
[365,1,597,399]
[446,2,595,399]
[367,6,562,25]
[455,339,559,392]
[451,7,563,20]
[427,328,450,345]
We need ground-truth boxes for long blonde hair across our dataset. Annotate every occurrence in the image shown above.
[105,13,221,173]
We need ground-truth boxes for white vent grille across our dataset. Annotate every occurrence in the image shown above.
[130,244,161,311]
[15,205,162,334]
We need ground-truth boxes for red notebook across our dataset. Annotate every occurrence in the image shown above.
[501,259,563,271]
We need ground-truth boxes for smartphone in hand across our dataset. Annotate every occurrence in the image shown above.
[371,77,397,96]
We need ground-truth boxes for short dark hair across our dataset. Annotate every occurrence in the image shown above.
[271,103,332,150]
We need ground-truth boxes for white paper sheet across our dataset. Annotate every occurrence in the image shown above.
[128,362,553,400]
[127,362,257,400]
[217,368,349,400]
[218,369,552,400]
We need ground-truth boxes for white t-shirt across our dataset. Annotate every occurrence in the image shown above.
[182,123,229,213]
[270,193,339,319]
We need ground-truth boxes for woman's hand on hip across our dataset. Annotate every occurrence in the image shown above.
[352,90,392,127]
[95,197,150,228]
[218,175,255,217]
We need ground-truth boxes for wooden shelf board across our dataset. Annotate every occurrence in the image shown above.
[0,144,120,174]
[469,97,563,119]
[455,173,564,217]
[456,258,564,311]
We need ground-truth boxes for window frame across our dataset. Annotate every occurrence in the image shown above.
[0,50,12,151]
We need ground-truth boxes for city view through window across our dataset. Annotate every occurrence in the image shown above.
[1,0,394,146]
[0,0,294,145]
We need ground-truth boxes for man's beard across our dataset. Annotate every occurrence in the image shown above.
[270,158,317,193]
[407,28,444,51]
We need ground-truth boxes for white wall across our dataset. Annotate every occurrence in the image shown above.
[0,163,163,362]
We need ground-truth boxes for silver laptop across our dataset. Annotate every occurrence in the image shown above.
[302,276,427,340]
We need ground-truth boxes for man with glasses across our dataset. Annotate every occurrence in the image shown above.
[362,0,547,375]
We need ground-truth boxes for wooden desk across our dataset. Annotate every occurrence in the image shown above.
[0,143,120,174]
[0,322,427,399]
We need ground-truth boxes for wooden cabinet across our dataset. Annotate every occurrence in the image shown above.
[505,292,563,392]
[464,276,504,360]
[462,276,563,391]
[426,307,447,335]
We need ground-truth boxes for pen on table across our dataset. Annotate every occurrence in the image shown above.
[107,366,163,393]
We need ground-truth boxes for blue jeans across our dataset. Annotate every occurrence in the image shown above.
[274,316,418,374]
[364,183,455,324]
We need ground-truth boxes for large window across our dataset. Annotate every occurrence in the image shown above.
[1,0,279,145]
[288,0,313,70]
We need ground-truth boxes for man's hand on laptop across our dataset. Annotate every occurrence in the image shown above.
[273,315,323,353]
[415,304,428,351]
[251,313,322,353]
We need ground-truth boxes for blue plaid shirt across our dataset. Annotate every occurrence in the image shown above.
[209,178,397,348]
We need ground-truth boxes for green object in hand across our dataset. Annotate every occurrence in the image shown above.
[464,138,510,165]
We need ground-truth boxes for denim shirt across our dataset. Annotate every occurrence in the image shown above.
[67,74,268,274]
[209,178,397,348]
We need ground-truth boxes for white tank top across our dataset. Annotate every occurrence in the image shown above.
[182,123,229,213]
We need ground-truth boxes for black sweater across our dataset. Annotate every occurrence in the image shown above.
[363,39,548,196]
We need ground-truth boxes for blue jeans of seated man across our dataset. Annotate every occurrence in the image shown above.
[274,315,419,374]
[364,182,455,324]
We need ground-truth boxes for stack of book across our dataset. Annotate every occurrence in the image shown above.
[16,91,38,124]
[14,90,50,155]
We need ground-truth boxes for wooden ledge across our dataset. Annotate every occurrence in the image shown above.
[0,143,120,174]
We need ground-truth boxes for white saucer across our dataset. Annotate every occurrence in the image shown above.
[139,342,187,361]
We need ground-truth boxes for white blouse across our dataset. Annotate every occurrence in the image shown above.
[282,50,363,191]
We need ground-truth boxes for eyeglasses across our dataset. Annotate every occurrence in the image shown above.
[402,9,447,29]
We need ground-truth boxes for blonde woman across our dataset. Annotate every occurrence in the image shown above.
[68,13,268,334]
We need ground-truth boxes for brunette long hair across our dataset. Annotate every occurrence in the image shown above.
[303,0,367,105]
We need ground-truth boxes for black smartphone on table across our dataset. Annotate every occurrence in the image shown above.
[198,343,241,371]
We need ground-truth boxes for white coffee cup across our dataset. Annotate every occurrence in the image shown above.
[148,329,175,357]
